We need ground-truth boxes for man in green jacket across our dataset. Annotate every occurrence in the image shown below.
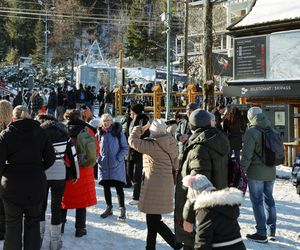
[241,107,277,244]
[174,109,230,249]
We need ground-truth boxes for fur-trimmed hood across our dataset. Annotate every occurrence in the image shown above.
[194,188,244,210]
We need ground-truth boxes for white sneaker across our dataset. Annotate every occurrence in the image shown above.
[129,200,139,206]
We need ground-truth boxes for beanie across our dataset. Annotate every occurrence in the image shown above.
[189,109,212,128]
[186,102,198,111]
[247,107,262,121]
[182,174,216,202]
[149,119,167,136]
[131,103,144,115]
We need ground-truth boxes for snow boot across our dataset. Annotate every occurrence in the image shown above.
[117,207,126,221]
[75,228,87,237]
[50,224,63,250]
[40,221,46,248]
[100,205,113,218]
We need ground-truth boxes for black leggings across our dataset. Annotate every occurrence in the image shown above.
[146,214,176,250]
[103,184,125,207]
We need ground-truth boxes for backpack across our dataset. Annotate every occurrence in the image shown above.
[228,157,247,194]
[255,126,284,167]
[76,127,97,167]
[291,153,300,194]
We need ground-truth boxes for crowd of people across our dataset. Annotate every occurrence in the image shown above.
[0,82,280,250]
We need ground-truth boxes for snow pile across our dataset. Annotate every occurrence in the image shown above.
[0,178,298,249]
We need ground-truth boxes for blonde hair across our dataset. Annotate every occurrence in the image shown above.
[0,100,13,127]
[13,105,31,120]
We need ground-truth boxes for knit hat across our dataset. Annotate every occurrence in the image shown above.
[189,109,212,128]
[131,103,144,115]
[186,102,198,111]
[182,174,216,202]
[149,119,167,136]
[247,107,262,121]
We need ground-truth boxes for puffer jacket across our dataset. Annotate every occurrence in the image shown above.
[194,188,246,250]
[97,122,128,185]
[61,119,98,209]
[40,120,78,180]
[175,127,230,247]
[128,126,178,214]
[0,119,55,206]
[241,113,276,181]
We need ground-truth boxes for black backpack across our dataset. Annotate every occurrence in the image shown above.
[291,153,300,194]
[255,126,284,167]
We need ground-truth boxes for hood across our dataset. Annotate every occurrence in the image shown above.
[194,188,244,210]
[99,122,122,137]
[249,113,271,128]
[67,119,95,137]
[40,120,68,142]
[190,127,230,156]
[8,119,42,139]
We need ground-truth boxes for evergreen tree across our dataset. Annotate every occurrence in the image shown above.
[5,0,37,58]
[125,0,165,62]
[31,19,44,65]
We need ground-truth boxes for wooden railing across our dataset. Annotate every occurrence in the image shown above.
[114,84,223,119]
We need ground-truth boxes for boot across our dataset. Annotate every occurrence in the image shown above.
[50,224,63,250]
[40,221,46,248]
[100,205,113,218]
[117,207,126,221]
[75,228,87,237]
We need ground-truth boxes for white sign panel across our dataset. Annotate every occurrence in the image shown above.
[269,30,300,80]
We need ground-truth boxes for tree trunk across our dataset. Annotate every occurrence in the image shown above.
[202,0,215,111]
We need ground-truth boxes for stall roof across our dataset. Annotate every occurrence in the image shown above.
[228,0,300,35]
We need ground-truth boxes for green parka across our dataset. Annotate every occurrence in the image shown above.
[174,127,230,247]
[240,113,276,181]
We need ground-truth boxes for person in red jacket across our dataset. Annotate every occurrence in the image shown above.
[61,109,99,237]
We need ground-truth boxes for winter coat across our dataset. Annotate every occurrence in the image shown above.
[61,119,98,209]
[128,114,150,161]
[223,120,244,150]
[47,92,58,110]
[0,119,55,206]
[175,117,191,160]
[175,127,230,247]
[66,91,76,109]
[30,93,44,111]
[194,188,245,250]
[128,126,178,214]
[40,120,78,180]
[97,122,128,186]
[241,113,276,181]
[12,93,23,108]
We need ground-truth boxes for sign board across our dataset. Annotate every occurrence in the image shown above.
[234,36,266,80]
[223,83,300,97]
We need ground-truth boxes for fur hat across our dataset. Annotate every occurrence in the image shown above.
[189,109,212,128]
[247,107,262,121]
[150,119,167,136]
[131,103,144,115]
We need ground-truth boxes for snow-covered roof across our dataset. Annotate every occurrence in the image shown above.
[233,0,300,28]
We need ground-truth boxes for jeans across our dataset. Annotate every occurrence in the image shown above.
[47,108,56,117]
[3,199,42,250]
[41,180,66,225]
[248,179,277,236]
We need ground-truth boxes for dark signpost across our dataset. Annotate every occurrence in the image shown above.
[234,36,266,80]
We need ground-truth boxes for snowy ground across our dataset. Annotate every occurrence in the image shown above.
[0,167,299,250]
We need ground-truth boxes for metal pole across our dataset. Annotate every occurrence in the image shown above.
[165,0,172,120]
[45,5,48,70]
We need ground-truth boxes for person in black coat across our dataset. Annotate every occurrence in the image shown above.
[47,88,58,117]
[182,174,246,250]
[12,91,23,108]
[0,105,55,250]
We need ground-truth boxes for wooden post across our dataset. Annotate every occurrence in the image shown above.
[153,84,162,119]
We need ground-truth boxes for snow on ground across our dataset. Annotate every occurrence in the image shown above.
[0,166,299,249]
